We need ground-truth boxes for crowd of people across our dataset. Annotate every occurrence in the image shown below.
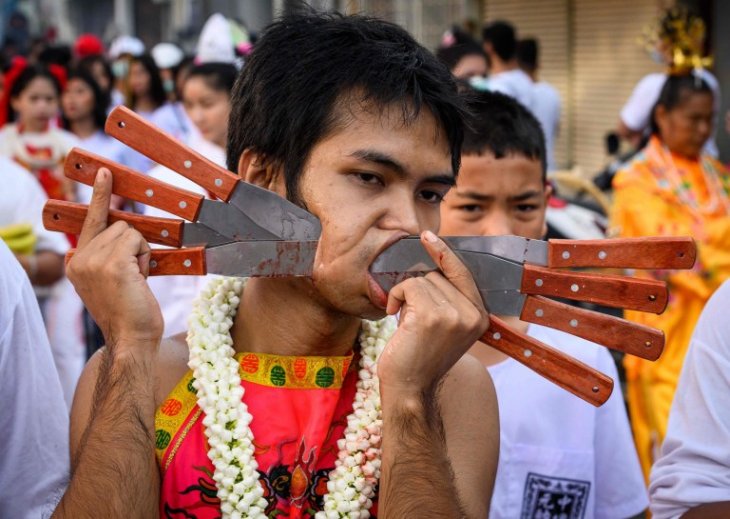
[1,5,729,519]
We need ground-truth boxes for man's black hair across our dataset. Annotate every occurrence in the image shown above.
[462,89,546,179]
[227,10,465,204]
[482,21,517,62]
[650,73,713,135]
[516,38,538,73]
[435,26,486,72]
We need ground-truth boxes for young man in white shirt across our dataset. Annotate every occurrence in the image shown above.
[481,20,534,111]
[440,90,648,518]
[649,280,730,518]
[517,38,561,172]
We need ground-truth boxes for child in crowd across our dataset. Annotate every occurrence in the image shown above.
[439,90,648,518]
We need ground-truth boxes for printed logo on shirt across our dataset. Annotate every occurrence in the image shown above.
[521,472,591,519]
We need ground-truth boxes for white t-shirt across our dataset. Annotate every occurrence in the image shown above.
[620,71,720,156]
[0,240,70,518]
[649,281,730,519]
[487,324,648,519]
[532,81,561,172]
[144,136,225,337]
[0,157,69,255]
[488,68,535,111]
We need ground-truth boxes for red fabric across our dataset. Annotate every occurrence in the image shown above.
[74,34,104,58]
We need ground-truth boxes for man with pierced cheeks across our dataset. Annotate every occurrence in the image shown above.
[53,11,499,519]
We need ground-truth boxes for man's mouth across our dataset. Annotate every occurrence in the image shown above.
[366,232,410,309]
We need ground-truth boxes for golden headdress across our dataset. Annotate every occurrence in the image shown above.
[640,7,713,75]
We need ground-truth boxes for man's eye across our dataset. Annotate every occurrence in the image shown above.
[516,204,539,213]
[419,190,446,204]
[354,172,383,185]
[458,204,482,213]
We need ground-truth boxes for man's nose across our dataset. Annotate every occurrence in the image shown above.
[480,210,513,237]
[381,195,421,235]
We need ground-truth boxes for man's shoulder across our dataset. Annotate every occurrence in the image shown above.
[439,353,495,408]
[155,334,192,404]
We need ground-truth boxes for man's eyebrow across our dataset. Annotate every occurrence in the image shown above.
[349,149,454,185]
[455,189,542,202]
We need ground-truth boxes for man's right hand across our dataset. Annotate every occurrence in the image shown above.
[66,168,163,353]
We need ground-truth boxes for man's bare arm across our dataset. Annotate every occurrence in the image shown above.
[683,502,730,518]
[53,345,160,518]
[380,356,499,518]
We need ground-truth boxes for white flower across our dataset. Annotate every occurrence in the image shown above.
[188,277,394,519]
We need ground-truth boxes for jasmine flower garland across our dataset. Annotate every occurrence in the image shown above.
[187,277,395,519]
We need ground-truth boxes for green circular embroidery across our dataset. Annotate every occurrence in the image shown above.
[270,365,286,386]
[187,377,197,394]
[156,429,171,450]
[315,367,335,388]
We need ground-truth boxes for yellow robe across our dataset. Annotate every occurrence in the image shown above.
[611,136,730,481]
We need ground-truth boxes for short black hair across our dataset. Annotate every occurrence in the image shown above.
[517,38,538,73]
[482,21,517,62]
[462,89,546,179]
[227,10,465,204]
[62,68,109,130]
[435,26,486,73]
[186,62,237,95]
[650,73,713,135]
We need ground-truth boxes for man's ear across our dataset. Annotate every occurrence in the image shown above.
[237,149,286,197]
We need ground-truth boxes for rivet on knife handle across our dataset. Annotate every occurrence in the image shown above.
[64,148,206,222]
[106,106,239,202]
[520,295,664,361]
[547,237,697,269]
[521,264,668,313]
[43,200,185,247]
[481,316,614,407]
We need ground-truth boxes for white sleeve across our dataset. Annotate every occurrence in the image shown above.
[620,74,664,131]
[0,242,70,518]
[649,282,730,519]
[594,349,649,519]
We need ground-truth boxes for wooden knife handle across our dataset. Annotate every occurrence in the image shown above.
[521,264,668,313]
[106,106,238,201]
[64,148,205,222]
[480,316,613,407]
[64,247,207,276]
[43,200,185,247]
[547,237,697,269]
[520,295,664,360]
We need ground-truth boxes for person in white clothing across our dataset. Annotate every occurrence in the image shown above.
[440,90,648,518]
[649,280,730,518]
[618,8,720,156]
[145,62,238,336]
[0,239,70,518]
[517,38,561,172]
[481,20,534,111]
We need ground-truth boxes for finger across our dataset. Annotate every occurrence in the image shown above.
[111,227,151,270]
[385,276,440,316]
[421,230,483,308]
[77,168,112,248]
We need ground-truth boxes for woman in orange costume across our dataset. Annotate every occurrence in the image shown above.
[611,73,730,479]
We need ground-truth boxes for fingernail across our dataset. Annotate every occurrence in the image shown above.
[423,230,439,243]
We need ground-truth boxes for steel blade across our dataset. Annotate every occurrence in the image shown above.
[443,235,548,265]
[370,238,527,312]
[205,240,317,277]
[197,198,280,241]
[228,182,322,241]
[181,222,234,247]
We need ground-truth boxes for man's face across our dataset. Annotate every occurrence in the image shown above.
[440,151,550,240]
[296,103,453,319]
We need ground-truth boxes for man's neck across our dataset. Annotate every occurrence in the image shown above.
[231,278,363,357]
[70,117,96,139]
[489,57,517,75]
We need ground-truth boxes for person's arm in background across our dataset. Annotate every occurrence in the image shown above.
[617,75,660,149]
[15,251,64,286]
[649,282,730,518]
